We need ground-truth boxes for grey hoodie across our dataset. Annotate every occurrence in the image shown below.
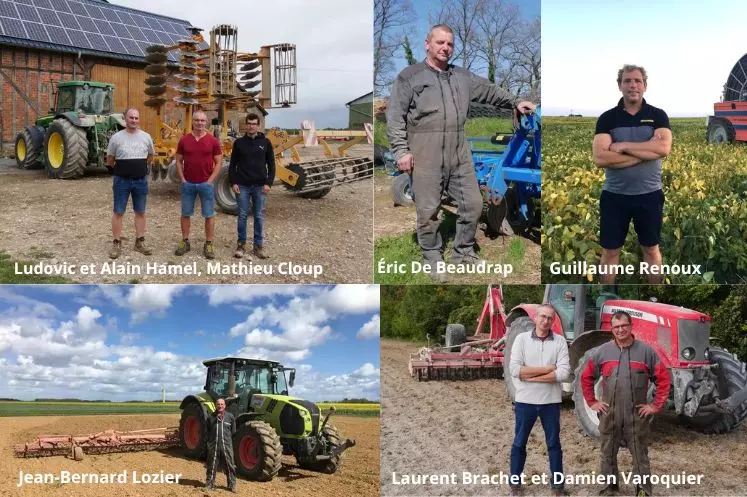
[386,61,519,169]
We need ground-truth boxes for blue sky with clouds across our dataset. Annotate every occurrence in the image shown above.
[0,285,380,402]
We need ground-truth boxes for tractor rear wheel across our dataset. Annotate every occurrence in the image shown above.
[179,403,207,459]
[707,118,736,144]
[44,118,88,179]
[15,127,43,169]
[503,316,535,402]
[444,323,466,349]
[296,425,343,474]
[214,164,238,215]
[233,421,282,481]
[685,347,747,434]
[392,173,414,206]
[572,349,604,438]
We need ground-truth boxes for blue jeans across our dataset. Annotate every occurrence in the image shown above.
[181,181,215,218]
[510,402,564,489]
[112,175,148,214]
[236,185,266,245]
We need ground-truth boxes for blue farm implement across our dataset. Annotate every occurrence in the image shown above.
[388,109,541,235]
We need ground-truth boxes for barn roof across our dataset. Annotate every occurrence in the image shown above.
[0,0,201,63]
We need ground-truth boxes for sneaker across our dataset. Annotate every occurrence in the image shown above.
[204,241,216,259]
[134,237,152,255]
[174,239,190,256]
[598,484,619,496]
[234,242,246,259]
[253,244,269,259]
[109,239,121,259]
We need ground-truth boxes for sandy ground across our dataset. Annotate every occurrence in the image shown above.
[1,414,379,497]
[380,339,747,497]
[0,144,373,284]
[374,174,541,284]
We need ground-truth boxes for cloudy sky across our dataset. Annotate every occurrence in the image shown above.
[543,0,747,117]
[116,0,373,128]
[0,285,380,402]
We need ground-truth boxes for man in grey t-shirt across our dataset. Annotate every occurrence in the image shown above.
[592,65,672,283]
[105,108,155,259]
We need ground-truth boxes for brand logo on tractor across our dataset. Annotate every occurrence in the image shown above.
[605,306,660,324]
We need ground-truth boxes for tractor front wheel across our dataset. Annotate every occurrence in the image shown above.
[179,404,207,459]
[685,347,747,434]
[444,323,466,349]
[296,425,343,474]
[503,316,535,402]
[392,173,414,206]
[15,127,43,169]
[44,118,88,179]
[233,421,282,481]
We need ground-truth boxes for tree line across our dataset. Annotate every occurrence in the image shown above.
[375,0,540,100]
[381,285,747,360]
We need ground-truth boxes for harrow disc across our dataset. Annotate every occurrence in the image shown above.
[283,157,373,199]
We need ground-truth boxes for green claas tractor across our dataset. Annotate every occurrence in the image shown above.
[178,357,356,481]
[14,80,125,179]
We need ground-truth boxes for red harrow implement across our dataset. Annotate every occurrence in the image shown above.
[408,286,509,381]
[14,428,179,460]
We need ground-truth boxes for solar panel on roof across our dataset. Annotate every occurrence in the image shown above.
[145,16,161,31]
[0,1,18,18]
[141,27,156,42]
[111,22,128,39]
[23,21,49,42]
[86,31,107,51]
[65,28,90,48]
[131,13,146,26]
[37,8,61,26]
[57,11,78,29]
[102,34,125,53]
[32,0,52,9]
[75,14,96,33]
[66,0,86,17]
[46,24,70,45]
[117,10,134,25]
[2,18,26,38]
[16,3,40,22]
[121,38,141,55]
[14,0,32,4]
[85,3,104,20]
[53,0,71,13]
[156,30,171,45]
[96,20,114,36]
[127,25,143,41]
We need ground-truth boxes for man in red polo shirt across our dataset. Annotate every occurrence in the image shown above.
[174,110,223,259]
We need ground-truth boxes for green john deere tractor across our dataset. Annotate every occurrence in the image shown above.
[14,80,125,179]
[178,357,356,481]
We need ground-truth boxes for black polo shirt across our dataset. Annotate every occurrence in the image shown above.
[595,98,670,195]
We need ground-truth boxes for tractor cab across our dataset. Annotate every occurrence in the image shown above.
[203,357,296,418]
[54,81,114,116]
[544,284,620,339]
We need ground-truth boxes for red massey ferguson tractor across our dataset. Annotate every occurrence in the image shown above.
[409,285,747,438]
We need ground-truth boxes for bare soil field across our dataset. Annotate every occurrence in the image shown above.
[0,144,372,284]
[1,414,379,497]
[381,339,747,497]
[374,174,541,284]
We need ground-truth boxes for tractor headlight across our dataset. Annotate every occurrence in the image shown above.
[682,347,695,360]
[704,348,710,361]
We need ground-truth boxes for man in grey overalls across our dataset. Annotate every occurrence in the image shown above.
[387,24,535,280]
[205,398,237,492]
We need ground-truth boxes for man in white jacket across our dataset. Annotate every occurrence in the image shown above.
[508,304,571,496]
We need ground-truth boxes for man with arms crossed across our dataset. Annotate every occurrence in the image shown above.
[229,113,275,259]
[579,311,671,496]
[106,107,154,259]
[593,65,672,283]
[387,24,535,281]
[205,398,236,492]
[174,110,223,259]
[508,304,571,496]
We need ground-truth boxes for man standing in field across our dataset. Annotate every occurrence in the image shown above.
[386,24,535,282]
[579,311,671,496]
[106,107,154,259]
[592,65,672,283]
[507,304,571,496]
[174,110,223,259]
[205,398,237,492]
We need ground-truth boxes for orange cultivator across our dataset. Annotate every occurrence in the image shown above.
[408,286,509,381]
[14,428,179,459]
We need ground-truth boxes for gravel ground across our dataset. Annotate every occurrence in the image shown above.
[0,145,373,283]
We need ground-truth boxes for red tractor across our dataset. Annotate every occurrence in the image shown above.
[707,53,747,143]
[409,285,747,438]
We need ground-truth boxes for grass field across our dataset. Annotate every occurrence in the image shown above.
[0,401,380,417]
[543,116,747,283]
[0,250,73,284]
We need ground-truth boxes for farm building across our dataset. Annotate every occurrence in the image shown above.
[0,0,202,155]
[346,91,372,130]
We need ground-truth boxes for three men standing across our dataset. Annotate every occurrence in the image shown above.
[508,304,570,496]
[228,113,275,260]
[106,107,154,259]
[593,65,672,283]
[175,110,223,259]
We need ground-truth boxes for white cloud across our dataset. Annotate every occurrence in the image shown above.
[280,363,380,402]
[357,314,380,339]
[205,285,308,306]
[127,285,185,323]
[319,285,380,314]
[352,363,379,377]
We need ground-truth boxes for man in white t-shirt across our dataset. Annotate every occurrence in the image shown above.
[508,304,571,496]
